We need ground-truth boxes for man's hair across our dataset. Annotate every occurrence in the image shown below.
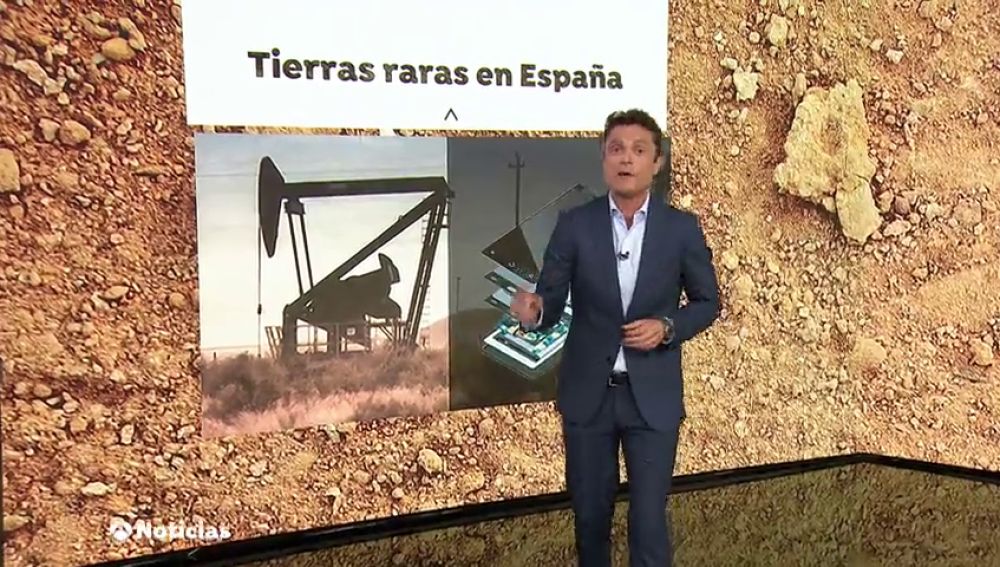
[601,108,664,157]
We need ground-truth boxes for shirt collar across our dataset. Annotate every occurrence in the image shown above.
[608,191,650,219]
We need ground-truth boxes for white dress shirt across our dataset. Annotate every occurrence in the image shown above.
[609,193,648,372]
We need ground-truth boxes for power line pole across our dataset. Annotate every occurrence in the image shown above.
[508,151,525,227]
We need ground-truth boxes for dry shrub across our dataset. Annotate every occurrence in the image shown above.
[201,348,448,429]
[201,384,448,437]
[201,354,291,417]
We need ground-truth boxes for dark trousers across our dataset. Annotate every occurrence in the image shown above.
[562,378,681,567]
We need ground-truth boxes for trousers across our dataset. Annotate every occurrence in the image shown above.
[562,377,681,567]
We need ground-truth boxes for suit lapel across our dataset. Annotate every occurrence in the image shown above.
[625,197,662,321]
[592,197,624,320]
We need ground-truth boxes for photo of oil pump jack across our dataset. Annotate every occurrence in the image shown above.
[256,155,452,359]
[195,134,452,437]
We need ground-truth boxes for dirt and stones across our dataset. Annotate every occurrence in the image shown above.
[1,0,999,565]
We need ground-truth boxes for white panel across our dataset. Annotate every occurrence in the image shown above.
[181,0,668,132]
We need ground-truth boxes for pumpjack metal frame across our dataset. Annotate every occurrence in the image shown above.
[256,156,452,359]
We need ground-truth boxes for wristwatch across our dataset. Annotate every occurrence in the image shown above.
[660,316,675,344]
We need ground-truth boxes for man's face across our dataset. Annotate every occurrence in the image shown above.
[601,124,663,198]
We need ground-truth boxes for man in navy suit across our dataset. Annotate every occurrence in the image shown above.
[511,109,720,566]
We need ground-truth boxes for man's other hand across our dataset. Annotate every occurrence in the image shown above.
[621,319,666,351]
[510,290,542,327]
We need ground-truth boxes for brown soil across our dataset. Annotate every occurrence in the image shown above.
[243,464,1000,566]
[1,0,998,565]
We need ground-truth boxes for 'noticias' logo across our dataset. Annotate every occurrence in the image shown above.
[108,517,232,543]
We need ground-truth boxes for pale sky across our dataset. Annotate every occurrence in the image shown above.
[194,133,449,354]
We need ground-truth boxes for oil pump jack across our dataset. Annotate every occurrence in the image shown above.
[256,156,452,359]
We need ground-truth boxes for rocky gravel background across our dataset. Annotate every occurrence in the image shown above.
[1,0,998,565]
[244,464,1000,566]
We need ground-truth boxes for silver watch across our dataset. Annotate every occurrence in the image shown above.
[660,317,675,344]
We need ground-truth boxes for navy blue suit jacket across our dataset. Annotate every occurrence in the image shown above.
[533,194,720,432]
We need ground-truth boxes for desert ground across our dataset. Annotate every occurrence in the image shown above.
[1,0,998,565]
[244,463,1000,566]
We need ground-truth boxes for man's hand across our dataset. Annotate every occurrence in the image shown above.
[510,290,542,327]
[621,319,667,351]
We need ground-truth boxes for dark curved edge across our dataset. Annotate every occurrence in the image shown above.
[863,453,1000,486]
[81,452,999,567]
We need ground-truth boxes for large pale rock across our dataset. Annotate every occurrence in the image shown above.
[3,514,30,532]
[970,340,994,367]
[101,37,135,62]
[847,336,888,375]
[766,15,791,48]
[59,120,91,146]
[733,70,761,102]
[0,149,19,193]
[774,79,881,243]
[836,178,882,244]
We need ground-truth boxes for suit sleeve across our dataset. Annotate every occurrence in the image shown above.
[670,214,720,344]
[533,209,576,332]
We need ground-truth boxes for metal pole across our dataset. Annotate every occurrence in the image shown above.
[509,151,525,227]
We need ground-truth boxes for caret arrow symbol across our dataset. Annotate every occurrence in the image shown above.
[444,108,458,121]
